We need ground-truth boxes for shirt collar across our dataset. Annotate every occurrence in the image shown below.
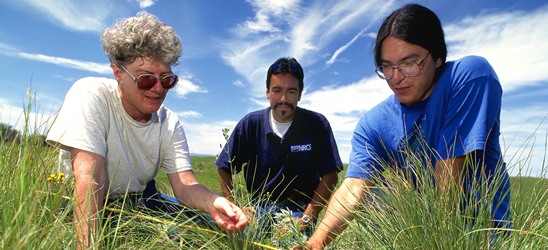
[263,106,301,136]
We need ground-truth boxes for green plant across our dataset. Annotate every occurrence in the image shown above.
[272,208,308,249]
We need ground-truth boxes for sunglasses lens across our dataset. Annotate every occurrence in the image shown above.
[137,76,158,89]
[136,76,158,89]
[273,62,285,71]
[161,75,178,89]
[290,64,299,73]
[272,62,300,74]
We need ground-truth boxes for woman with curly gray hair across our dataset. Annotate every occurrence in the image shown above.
[47,12,248,249]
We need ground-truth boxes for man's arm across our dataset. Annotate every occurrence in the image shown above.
[168,170,248,232]
[434,155,466,193]
[70,148,106,250]
[301,171,338,224]
[305,177,373,249]
[218,168,234,202]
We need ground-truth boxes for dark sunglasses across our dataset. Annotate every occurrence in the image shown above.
[119,65,179,90]
[272,61,300,73]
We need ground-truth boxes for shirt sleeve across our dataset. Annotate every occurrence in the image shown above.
[436,76,502,160]
[161,120,193,174]
[46,78,109,158]
[316,118,343,177]
[345,115,387,179]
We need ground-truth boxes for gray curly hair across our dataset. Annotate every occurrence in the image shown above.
[101,12,181,66]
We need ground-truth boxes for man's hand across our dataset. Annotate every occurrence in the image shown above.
[291,241,322,250]
[243,206,256,218]
[209,197,248,233]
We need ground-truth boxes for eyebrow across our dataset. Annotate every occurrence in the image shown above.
[381,52,422,64]
[136,70,174,76]
[271,86,299,91]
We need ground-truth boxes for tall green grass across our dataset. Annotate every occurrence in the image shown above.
[0,91,546,249]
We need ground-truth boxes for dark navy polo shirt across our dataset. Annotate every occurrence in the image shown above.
[216,107,343,204]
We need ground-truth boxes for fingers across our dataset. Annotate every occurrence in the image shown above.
[230,203,249,231]
[210,197,248,233]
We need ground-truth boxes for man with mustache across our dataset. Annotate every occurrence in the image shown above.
[216,57,343,235]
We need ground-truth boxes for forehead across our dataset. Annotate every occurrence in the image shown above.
[127,57,172,72]
[380,36,427,62]
[270,73,300,89]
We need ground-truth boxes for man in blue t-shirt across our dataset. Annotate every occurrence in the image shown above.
[304,4,511,249]
[216,57,343,233]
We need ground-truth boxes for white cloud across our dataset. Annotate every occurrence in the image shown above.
[365,32,377,39]
[172,77,208,98]
[0,42,18,53]
[297,76,392,163]
[222,0,393,98]
[174,111,203,119]
[0,97,57,136]
[20,0,112,32]
[132,0,156,9]
[53,75,78,83]
[300,76,390,120]
[233,79,245,87]
[500,105,548,177]
[246,0,301,15]
[444,5,548,92]
[236,12,281,35]
[182,120,239,156]
[325,27,367,66]
[249,97,269,109]
[220,36,282,97]
[232,0,301,36]
[17,52,111,74]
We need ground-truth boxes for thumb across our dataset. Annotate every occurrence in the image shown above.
[215,197,236,217]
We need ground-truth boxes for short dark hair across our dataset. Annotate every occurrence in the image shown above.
[266,57,304,93]
[374,4,447,76]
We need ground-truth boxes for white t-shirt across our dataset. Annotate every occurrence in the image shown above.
[47,77,193,197]
[269,109,292,138]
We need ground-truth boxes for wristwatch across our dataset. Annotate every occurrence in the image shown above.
[301,215,311,224]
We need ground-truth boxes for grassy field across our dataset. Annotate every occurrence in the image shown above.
[155,156,224,196]
[1,101,547,249]
[157,156,548,205]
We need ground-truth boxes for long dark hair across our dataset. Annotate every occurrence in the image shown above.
[374,4,447,77]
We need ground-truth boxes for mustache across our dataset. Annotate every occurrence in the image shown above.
[273,101,295,111]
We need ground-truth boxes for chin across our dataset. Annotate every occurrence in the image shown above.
[143,106,161,114]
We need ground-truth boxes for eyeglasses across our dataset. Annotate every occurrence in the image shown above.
[118,65,179,90]
[375,52,430,80]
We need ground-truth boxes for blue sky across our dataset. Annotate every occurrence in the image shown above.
[1,0,547,177]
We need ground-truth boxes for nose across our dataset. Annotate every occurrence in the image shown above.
[149,78,164,92]
[388,68,405,85]
[280,92,288,101]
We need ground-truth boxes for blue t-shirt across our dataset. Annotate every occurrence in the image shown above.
[346,56,511,227]
[216,107,343,204]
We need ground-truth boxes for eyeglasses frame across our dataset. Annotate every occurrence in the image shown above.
[118,64,179,90]
[375,52,431,80]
